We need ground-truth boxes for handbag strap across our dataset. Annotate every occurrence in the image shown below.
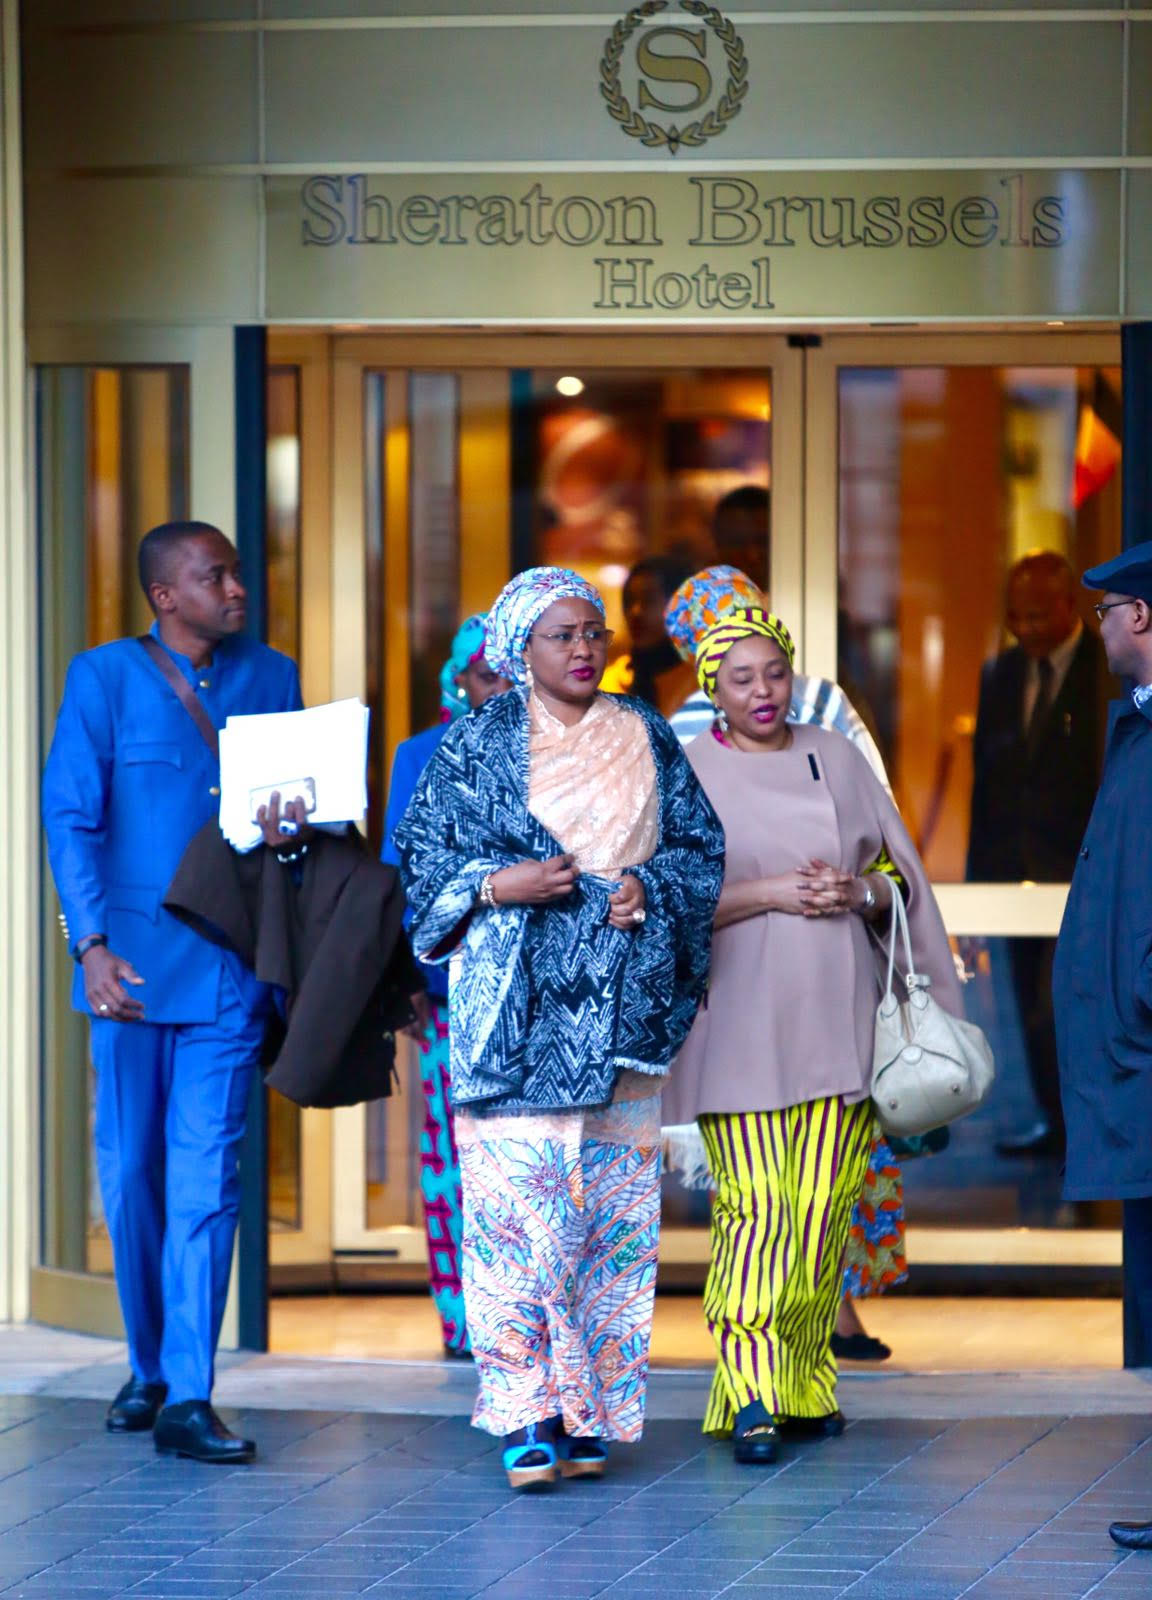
[138,635,220,759]
[882,877,918,1002]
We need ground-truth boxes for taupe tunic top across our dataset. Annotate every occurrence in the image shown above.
[661,723,960,1121]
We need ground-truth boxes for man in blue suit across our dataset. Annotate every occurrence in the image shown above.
[42,521,302,1463]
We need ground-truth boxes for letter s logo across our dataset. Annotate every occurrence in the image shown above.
[636,27,711,113]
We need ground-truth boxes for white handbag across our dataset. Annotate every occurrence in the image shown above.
[871,882,995,1138]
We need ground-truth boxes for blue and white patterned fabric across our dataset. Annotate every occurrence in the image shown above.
[483,566,604,686]
[395,689,724,1116]
[670,676,890,791]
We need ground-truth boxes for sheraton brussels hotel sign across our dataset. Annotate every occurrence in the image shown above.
[264,3,1118,321]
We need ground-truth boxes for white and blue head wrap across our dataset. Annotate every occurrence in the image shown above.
[483,566,605,686]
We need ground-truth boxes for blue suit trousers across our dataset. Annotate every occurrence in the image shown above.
[90,969,266,1404]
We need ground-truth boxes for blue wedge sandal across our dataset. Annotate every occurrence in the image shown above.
[502,1423,559,1491]
[556,1433,609,1480]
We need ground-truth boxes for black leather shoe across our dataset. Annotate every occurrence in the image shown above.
[779,1410,847,1441]
[996,1122,1064,1159]
[153,1401,255,1464]
[106,1379,168,1433]
[1109,1519,1152,1550]
[733,1400,779,1465]
[831,1332,891,1362]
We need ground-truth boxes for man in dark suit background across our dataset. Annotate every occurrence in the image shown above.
[968,550,1108,1159]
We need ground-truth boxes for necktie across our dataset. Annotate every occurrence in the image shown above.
[1026,657,1054,755]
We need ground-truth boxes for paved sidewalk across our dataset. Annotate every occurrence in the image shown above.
[0,1328,1150,1599]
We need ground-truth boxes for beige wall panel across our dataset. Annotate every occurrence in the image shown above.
[1127,171,1152,319]
[25,179,262,327]
[23,31,258,169]
[37,1,255,18]
[265,0,1121,16]
[264,23,1122,165]
[1130,25,1152,158]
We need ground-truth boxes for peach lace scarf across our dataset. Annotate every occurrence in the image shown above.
[527,692,659,875]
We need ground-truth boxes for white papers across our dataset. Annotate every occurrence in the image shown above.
[219,698,370,852]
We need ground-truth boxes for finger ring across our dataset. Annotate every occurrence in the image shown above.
[631,909,646,924]
[98,1003,110,1013]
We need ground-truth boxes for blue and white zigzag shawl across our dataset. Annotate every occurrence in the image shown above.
[395,690,725,1115]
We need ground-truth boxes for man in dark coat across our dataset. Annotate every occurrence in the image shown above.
[1052,539,1152,1552]
[968,551,1107,1158]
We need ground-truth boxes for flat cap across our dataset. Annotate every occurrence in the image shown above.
[1083,539,1152,605]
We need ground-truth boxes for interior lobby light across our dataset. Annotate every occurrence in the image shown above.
[555,375,585,397]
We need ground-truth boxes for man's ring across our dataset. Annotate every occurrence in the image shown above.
[631,908,646,925]
[98,1003,110,1013]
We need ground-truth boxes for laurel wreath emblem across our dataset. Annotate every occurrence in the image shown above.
[600,0,748,155]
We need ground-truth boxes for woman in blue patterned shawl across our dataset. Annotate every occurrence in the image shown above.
[396,566,724,1490]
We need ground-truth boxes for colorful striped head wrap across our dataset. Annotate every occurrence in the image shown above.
[664,566,764,663]
[695,606,796,703]
[484,566,605,686]
[439,613,489,721]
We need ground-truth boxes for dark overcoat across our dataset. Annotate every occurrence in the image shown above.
[1053,698,1152,1199]
[164,825,422,1108]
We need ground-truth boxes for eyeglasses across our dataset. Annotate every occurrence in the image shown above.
[530,626,615,649]
[1093,599,1141,621]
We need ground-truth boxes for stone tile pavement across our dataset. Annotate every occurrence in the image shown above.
[1,1328,1151,1599]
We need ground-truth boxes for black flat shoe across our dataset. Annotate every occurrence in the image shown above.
[106,1379,168,1434]
[733,1400,779,1465]
[779,1411,847,1440]
[996,1122,1065,1160]
[442,1343,473,1361]
[831,1332,891,1362]
[153,1401,255,1464]
[1109,1519,1152,1550]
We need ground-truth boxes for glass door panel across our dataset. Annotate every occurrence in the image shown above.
[264,332,337,1274]
[36,365,189,1293]
[328,335,799,1262]
[811,332,1122,1253]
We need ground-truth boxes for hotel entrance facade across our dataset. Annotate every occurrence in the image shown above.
[7,2,1152,1355]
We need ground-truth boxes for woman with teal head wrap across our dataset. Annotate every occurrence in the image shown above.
[439,613,496,720]
[380,612,509,1360]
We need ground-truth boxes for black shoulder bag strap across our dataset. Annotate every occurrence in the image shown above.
[138,635,220,759]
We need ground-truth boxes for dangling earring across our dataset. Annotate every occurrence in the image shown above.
[456,683,467,701]
[524,659,534,694]
[717,708,730,733]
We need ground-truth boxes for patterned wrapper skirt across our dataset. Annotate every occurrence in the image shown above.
[416,998,469,1354]
[455,1091,661,1440]
[843,1133,908,1299]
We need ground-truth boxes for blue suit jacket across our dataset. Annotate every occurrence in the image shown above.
[381,722,449,1001]
[42,628,303,1024]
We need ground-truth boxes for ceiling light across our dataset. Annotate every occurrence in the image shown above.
[555,375,585,397]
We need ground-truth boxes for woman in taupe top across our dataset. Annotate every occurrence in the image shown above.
[662,606,959,1465]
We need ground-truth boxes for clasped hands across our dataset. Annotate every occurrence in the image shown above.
[777,858,886,919]
[483,854,647,931]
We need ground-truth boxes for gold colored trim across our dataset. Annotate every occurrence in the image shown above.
[28,1267,125,1340]
[382,370,412,788]
[458,370,512,618]
[267,330,335,708]
[660,1226,1121,1270]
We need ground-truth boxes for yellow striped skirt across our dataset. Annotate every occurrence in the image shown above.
[699,1096,874,1434]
